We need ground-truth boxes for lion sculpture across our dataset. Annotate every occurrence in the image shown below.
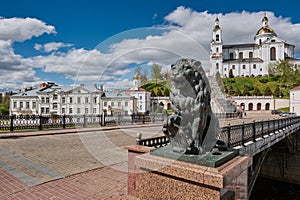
[162,58,219,155]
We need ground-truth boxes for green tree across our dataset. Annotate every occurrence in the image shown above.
[269,60,295,86]
[151,63,163,85]
[156,88,162,96]
[243,87,250,96]
[264,86,273,96]
[253,87,262,96]
[229,69,234,78]
[228,85,235,95]
[274,86,283,97]
[235,88,241,96]
[164,88,170,97]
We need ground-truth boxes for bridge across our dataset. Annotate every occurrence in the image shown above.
[135,116,300,199]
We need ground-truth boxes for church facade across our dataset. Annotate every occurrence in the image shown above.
[210,14,300,77]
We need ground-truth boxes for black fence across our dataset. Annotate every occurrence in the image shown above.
[0,114,165,132]
[137,116,300,148]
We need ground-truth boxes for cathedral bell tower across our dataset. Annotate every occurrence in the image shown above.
[210,15,223,76]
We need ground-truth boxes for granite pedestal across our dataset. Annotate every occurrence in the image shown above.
[136,153,251,200]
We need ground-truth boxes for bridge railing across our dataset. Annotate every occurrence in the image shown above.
[137,116,300,148]
[0,114,164,132]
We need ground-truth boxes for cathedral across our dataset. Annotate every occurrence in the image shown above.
[210,13,300,77]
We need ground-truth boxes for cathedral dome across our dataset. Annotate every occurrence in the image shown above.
[256,26,277,36]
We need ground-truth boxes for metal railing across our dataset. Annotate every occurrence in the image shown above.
[137,116,300,148]
[0,114,165,132]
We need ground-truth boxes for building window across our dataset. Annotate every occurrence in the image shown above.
[26,102,30,109]
[69,97,73,104]
[139,96,142,100]
[242,65,246,70]
[32,102,36,109]
[85,97,89,104]
[239,52,243,60]
[77,108,81,114]
[224,68,227,71]
[111,102,114,106]
[139,105,142,110]
[13,102,17,108]
[53,103,58,109]
[216,47,219,52]
[232,65,235,70]
[41,97,45,103]
[69,108,73,114]
[20,102,23,108]
[125,102,128,107]
[62,97,66,104]
[216,34,219,42]
[125,111,128,116]
[229,53,234,60]
[46,97,49,103]
[249,52,253,58]
[62,108,65,114]
[216,63,219,70]
[93,108,96,114]
[118,102,121,107]
[85,108,88,114]
[77,97,81,104]
[53,94,58,100]
[270,47,276,60]
[260,68,262,71]
[46,108,49,114]
[104,102,107,107]
[41,107,45,113]
[253,64,256,69]
[94,97,97,104]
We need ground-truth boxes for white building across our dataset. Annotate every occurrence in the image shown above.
[210,14,300,78]
[102,91,137,116]
[290,86,300,115]
[231,96,274,111]
[128,70,151,114]
[10,83,105,116]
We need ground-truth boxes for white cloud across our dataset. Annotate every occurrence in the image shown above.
[3,8,300,91]
[0,17,56,42]
[34,42,73,53]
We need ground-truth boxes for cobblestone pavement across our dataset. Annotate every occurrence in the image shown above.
[0,124,161,199]
[0,112,282,199]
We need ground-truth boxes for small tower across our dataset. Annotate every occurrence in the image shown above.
[132,68,141,90]
[254,12,277,45]
[210,15,223,76]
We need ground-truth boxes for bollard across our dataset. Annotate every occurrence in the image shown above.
[136,133,142,145]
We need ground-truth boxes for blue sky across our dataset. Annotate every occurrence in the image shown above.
[1,0,300,91]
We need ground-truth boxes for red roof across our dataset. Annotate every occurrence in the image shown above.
[290,86,300,91]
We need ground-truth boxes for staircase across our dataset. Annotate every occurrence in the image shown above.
[207,76,237,114]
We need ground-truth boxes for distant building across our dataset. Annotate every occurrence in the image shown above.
[290,86,300,114]
[151,96,171,112]
[231,96,274,111]
[128,69,151,114]
[102,91,137,116]
[10,83,105,116]
[210,13,300,78]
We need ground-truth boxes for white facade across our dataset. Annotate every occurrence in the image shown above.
[130,89,151,114]
[210,14,300,78]
[102,91,137,116]
[10,84,105,116]
[290,86,300,115]
[231,96,274,111]
[151,96,171,111]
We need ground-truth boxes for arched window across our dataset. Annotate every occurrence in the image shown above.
[265,103,270,110]
[216,63,219,70]
[230,53,234,59]
[248,103,253,111]
[270,47,276,60]
[257,103,262,110]
[216,34,219,42]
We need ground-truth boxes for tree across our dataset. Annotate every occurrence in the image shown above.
[274,86,283,97]
[229,69,234,78]
[156,88,162,96]
[228,85,235,95]
[253,87,262,96]
[164,88,170,97]
[243,87,250,96]
[269,60,295,86]
[235,88,241,96]
[141,69,148,85]
[264,86,273,96]
[151,63,163,84]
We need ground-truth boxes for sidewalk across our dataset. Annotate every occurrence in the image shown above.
[0,123,162,199]
[0,162,136,200]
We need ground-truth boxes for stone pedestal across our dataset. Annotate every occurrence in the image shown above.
[136,153,251,200]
